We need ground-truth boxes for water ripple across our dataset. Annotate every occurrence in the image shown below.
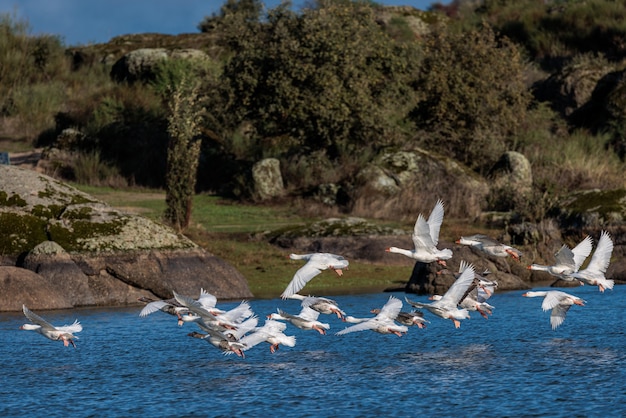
[3,291,626,416]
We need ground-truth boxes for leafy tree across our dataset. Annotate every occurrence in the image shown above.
[157,61,204,231]
[218,1,421,162]
[411,23,530,173]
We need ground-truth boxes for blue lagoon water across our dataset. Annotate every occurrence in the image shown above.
[2,285,626,417]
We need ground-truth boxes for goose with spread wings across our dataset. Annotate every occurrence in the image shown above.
[20,305,82,348]
[267,306,330,335]
[405,262,476,328]
[568,231,614,292]
[527,235,593,280]
[456,234,522,261]
[430,261,496,319]
[281,253,349,299]
[336,296,409,337]
[386,199,453,266]
[285,293,346,319]
[522,290,585,330]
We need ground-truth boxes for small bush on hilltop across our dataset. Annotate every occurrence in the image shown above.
[473,0,626,65]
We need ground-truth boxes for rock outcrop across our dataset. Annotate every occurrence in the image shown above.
[489,151,532,196]
[351,147,490,220]
[0,165,252,311]
[252,158,284,201]
[110,47,211,84]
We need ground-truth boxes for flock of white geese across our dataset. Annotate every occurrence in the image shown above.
[19,199,616,356]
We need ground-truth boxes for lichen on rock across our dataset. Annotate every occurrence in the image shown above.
[0,166,196,254]
[0,165,252,310]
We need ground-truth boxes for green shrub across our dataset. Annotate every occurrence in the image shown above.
[0,13,68,98]
[472,0,626,65]
[164,76,203,231]
[79,85,169,188]
[218,2,421,162]
[411,23,530,174]
[3,82,65,138]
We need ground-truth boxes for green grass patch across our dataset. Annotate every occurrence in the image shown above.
[74,184,412,298]
[186,229,410,299]
[189,194,310,233]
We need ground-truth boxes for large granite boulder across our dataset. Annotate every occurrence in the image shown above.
[351,147,490,220]
[533,53,617,117]
[0,266,73,311]
[110,47,210,84]
[252,158,284,201]
[374,6,442,39]
[489,151,532,194]
[0,165,252,311]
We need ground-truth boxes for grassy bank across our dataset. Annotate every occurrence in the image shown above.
[76,185,412,298]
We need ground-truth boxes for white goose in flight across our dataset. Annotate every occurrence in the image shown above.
[336,296,409,337]
[368,307,429,329]
[285,293,346,319]
[236,319,297,354]
[527,235,593,280]
[187,317,259,358]
[386,199,453,266]
[568,230,614,292]
[405,262,476,328]
[267,306,330,335]
[173,291,248,332]
[522,290,585,330]
[20,305,82,348]
[139,288,224,325]
[281,253,349,299]
[429,261,496,319]
[456,234,522,261]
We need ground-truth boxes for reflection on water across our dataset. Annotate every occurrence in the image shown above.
[2,287,626,416]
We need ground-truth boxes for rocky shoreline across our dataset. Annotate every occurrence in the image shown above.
[0,164,252,311]
[1,160,625,311]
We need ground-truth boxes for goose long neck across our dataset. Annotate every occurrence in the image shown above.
[522,291,547,298]
[458,237,479,246]
[528,264,550,272]
[387,247,413,256]
[289,254,309,260]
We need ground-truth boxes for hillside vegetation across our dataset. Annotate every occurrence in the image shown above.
[1,0,626,229]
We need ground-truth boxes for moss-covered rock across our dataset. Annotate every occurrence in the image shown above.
[0,165,195,254]
[0,165,253,311]
[556,188,626,228]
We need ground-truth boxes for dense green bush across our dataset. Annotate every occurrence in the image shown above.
[198,0,263,32]
[217,2,421,166]
[81,86,169,187]
[411,23,531,174]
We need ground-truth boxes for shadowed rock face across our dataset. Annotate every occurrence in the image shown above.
[0,165,252,311]
[0,266,73,311]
